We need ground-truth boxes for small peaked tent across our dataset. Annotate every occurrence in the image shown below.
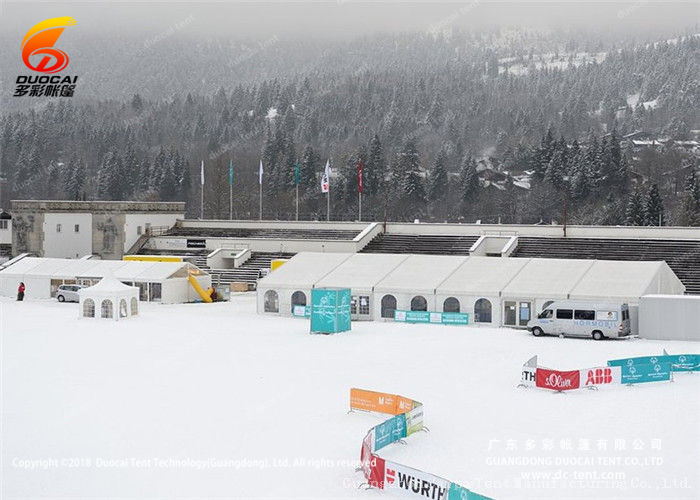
[78,275,139,321]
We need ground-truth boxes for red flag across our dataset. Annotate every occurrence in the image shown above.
[358,161,363,193]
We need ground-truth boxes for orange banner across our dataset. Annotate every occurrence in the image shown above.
[350,388,403,415]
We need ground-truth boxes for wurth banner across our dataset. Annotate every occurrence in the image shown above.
[580,366,621,387]
[536,368,580,391]
[384,461,450,500]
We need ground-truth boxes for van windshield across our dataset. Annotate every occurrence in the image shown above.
[538,309,553,319]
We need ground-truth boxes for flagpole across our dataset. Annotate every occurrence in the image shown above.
[359,191,362,222]
[295,183,299,221]
[200,160,204,219]
[327,187,330,222]
[259,182,262,220]
[229,182,233,220]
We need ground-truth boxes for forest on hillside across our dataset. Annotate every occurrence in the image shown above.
[1,29,698,225]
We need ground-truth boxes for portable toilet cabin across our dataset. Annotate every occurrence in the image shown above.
[310,287,351,334]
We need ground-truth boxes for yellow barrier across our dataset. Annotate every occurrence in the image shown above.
[123,255,183,262]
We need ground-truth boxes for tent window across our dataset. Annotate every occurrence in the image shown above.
[83,299,95,318]
[264,290,279,313]
[131,297,138,316]
[381,294,397,318]
[410,295,427,311]
[119,299,128,318]
[474,298,492,323]
[149,283,162,302]
[101,299,113,319]
[291,291,306,307]
[443,297,460,313]
[358,296,370,315]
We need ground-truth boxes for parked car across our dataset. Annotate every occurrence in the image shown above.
[527,300,631,340]
[56,284,86,303]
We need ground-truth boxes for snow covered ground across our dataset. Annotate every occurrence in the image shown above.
[1,294,698,499]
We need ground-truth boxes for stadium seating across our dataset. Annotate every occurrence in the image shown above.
[200,252,295,288]
[360,234,480,255]
[165,227,360,240]
[511,237,700,295]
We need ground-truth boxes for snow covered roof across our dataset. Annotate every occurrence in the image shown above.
[501,258,595,299]
[257,252,353,289]
[315,253,409,291]
[0,257,205,282]
[374,255,468,294]
[437,256,531,296]
[79,275,138,295]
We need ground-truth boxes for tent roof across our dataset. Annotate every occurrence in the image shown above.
[315,253,409,290]
[374,254,469,294]
[501,258,595,299]
[0,257,204,282]
[257,252,353,288]
[79,275,138,295]
[436,256,531,296]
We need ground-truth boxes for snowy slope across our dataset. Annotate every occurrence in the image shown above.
[1,295,698,499]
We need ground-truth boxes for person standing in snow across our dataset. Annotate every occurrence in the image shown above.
[17,282,25,301]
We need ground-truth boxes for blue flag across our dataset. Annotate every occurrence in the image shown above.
[229,159,234,185]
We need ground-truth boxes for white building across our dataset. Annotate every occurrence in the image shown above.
[0,257,210,304]
[10,200,185,260]
[257,252,686,334]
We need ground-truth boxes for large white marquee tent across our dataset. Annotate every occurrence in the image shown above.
[0,257,211,304]
[257,252,686,331]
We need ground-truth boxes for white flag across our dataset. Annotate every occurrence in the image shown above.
[200,160,204,185]
[258,160,263,185]
[321,160,330,193]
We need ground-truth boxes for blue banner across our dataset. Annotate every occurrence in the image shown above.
[374,413,406,451]
[448,483,492,500]
[665,354,699,372]
[394,310,469,325]
[608,356,672,384]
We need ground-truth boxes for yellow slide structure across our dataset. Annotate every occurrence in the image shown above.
[188,273,213,303]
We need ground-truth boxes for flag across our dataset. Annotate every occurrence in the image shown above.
[321,160,330,193]
[200,160,204,185]
[229,159,234,185]
[294,161,300,186]
[357,160,363,193]
[258,160,263,185]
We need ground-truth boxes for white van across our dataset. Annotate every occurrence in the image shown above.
[527,301,631,340]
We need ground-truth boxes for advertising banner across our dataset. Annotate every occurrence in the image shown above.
[374,413,407,451]
[361,430,374,477]
[367,454,386,488]
[292,305,310,317]
[405,405,424,436]
[448,482,492,500]
[350,388,402,415]
[520,366,536,387]
[579,366,621,388]
[664,353,699,372]
[536,368,580,391]
[310,288,351,333]
[607,356,672,384]
[384,461,450,499]
[394,310,469,325]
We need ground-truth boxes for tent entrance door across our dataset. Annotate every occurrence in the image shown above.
[504,301,517,326]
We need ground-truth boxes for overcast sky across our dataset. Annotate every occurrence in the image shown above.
[2,1,697,39]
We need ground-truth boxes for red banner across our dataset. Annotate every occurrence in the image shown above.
[536,368,580,391]
[358,161,363,193]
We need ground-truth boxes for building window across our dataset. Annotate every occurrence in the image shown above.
[83,299,95,318]
[358,295,370,315]
[443,297,460,313]
[410,295,427,311]
[56,223,62,233]
[381,294,397,318]
[131,297,138,316]
[101,299,113,318]
[291,290,306,307]
[0,220,7,230]
[74,224,80,233]
[474,298,492,323]
[264,290,279,313]
[119,299,128,318]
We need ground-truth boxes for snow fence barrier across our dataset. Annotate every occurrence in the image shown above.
[350,388,492,500]
[520,352,699,391]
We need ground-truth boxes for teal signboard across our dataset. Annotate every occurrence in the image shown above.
[394,310,469,325]
[374,413,406,451]
[608,356,672,384]
[310,288,351,334]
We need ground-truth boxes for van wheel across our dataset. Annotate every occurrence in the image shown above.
[592,330,605,341]
[532,327,544,337]
[57,295,65,302]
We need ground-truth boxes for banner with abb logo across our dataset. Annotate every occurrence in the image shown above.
[580,366,621,387]
[350,388,492,500]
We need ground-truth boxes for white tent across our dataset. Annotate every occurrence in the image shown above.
[435,256,532,326]
[78,276,139,321]
[0,257,210,304]
[372,255,468,319]
[314,253,409,320]
[256,252,353,315]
